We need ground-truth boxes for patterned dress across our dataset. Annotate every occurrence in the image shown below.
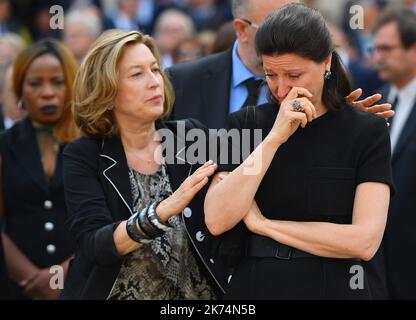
[108,164,216,300]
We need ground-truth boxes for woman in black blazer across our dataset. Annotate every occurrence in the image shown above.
[61,30,229,300]
[0,39,79,299]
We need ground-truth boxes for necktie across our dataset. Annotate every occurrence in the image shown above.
[241,78,263,109]
[389,95,399,130]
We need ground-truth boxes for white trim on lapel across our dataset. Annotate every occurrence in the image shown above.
[175,146,187,163]
[99,140,191,218]
[99,153,133,216]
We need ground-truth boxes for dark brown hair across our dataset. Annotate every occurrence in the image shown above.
[373,7,416,49]
[255,3,352,111]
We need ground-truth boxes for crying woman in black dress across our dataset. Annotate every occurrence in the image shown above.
[204,3,394,299]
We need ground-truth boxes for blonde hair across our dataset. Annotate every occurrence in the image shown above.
[72,29,174,138]
[13,39,79,144]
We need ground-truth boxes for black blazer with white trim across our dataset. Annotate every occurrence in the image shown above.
[60,119,230,300]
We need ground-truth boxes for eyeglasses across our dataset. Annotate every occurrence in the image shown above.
[241,18,259,30]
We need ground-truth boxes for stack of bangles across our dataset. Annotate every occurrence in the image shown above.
[126,201,173,244]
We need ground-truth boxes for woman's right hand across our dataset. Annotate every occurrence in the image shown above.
[268,87,317,145]
[156,160,217,220]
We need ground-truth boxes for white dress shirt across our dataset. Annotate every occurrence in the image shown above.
[229,41,268,113]
[388,76,416,153]
[3,116,14,130]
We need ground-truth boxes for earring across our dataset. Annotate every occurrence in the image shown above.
[107,105,113,111]
[324,70,332,80]
[17,100,23,109]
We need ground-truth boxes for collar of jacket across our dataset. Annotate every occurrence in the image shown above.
[97,120,194,216]
[8,117,63,195]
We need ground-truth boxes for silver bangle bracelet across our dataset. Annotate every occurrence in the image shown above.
[138,206,164,238]
[126,209,153,244]
[147,201,173,232]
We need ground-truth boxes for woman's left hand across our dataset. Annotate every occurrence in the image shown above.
[243,201,267,234]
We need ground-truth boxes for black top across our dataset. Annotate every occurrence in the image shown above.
[215,103,394,299]
[0,118,76,299]
[223,103,394,223]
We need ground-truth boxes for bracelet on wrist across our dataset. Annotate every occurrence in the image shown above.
[125,210,153,244]
[147,201,173,232]
[138,206,165,238]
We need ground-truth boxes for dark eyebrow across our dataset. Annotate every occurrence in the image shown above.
[264,68,303,73]
[26,72,64,79]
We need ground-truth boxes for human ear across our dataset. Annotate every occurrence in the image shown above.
[233,19,249,43]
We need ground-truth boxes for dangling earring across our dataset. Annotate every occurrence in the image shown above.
[17,100,23,109]
[324,70,332,80]
[107,105,113,111]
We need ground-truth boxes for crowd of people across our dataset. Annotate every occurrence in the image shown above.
[0,0,416,300]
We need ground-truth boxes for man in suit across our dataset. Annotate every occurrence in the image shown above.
[372,8,416,299]
[167,0,393,129]
[167,0,291,129]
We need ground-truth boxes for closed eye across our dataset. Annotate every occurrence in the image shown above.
[289,74,301,80]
